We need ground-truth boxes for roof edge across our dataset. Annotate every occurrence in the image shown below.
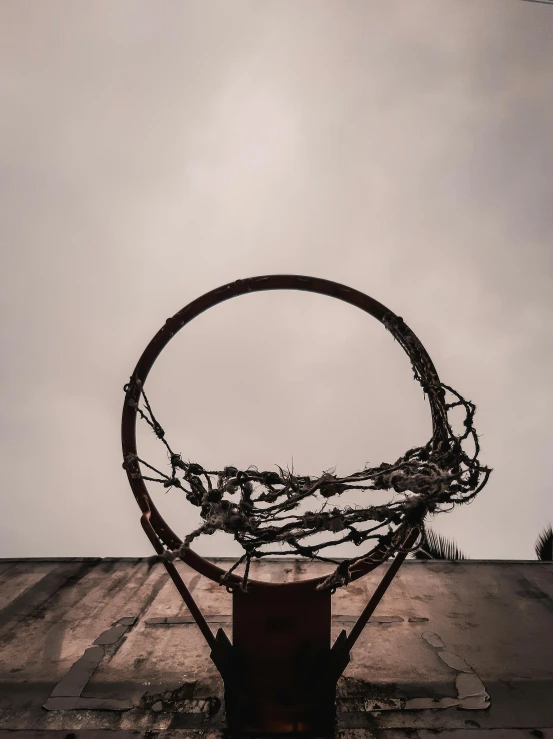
[0,556,548,564]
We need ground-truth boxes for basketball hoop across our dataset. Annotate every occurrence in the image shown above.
[121,275,490,735]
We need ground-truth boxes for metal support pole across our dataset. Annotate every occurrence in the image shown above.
[344,529,419,652]
[141,514,216,650]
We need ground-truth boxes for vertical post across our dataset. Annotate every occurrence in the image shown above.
[226,584,335,735]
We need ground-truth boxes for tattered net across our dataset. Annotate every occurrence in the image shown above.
[123,313,491,592]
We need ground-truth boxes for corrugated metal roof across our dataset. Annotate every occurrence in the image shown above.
[0,558,552,737]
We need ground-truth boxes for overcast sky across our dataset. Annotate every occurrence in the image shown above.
[1,1,552,563]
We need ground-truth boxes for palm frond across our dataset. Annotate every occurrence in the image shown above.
[412,526,467,560]
[535,524,553,561]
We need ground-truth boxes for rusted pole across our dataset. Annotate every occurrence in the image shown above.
[141,514,216,650]
[344,529,419,652]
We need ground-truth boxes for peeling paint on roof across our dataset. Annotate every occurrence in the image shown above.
[0,558,552,735]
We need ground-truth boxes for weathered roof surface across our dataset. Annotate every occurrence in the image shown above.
[0,557,552,738]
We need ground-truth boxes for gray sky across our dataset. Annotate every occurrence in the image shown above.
[1,0,552,562]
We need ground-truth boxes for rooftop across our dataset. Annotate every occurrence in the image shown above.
[0,557,552,737]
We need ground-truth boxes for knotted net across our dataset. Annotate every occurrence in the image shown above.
[123,313,491,592]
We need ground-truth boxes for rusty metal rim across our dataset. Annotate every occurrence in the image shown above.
[121,275,443,593]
